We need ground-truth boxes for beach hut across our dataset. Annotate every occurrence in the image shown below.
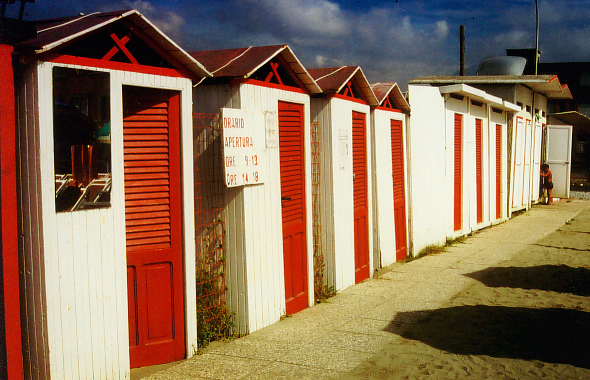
[308,66,379,291]
[12,10,211,377]
[369,83,411,266]
[190,45,322,335]
[407,84,519,254]
[410,75,572,215]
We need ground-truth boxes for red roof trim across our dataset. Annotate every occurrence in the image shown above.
[333,93,369,105]
[375,106,402,113]
[44,54,187,78]
[235,78,307,94]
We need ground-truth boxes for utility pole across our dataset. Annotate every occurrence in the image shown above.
[535,0,539,74]
[460,25,465,76]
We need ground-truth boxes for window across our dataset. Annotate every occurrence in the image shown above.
[53,66,111,212]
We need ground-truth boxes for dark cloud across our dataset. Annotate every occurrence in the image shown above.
[9,0,590,88]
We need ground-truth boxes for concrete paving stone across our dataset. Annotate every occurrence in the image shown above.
[199,338,293,361]
[535,230,590,251]
[240,362,341,380]
[278,344,375,372]
[336,316,400,337]
[338,277,415,297]
[146,354,270,380]
[311,330,394,354]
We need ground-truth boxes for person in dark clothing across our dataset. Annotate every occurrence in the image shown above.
[540,164,553,204]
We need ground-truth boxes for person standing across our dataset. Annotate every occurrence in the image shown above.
[540,164,553,204]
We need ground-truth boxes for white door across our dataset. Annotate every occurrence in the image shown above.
[546,125,573,199]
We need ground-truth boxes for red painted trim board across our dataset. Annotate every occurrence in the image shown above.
[0,44,24,380]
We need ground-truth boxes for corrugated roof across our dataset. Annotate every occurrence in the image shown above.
[308,66,379,106]
[549,111,590,127]
[409,75,572,99]
[438,84,520,112]
[189,44,322,94]
[14,9,212,79]
[370,82,410,112]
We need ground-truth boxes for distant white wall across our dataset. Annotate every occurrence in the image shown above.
[407,85,448,254]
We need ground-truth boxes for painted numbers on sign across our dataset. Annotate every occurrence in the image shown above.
[222,108,265,187]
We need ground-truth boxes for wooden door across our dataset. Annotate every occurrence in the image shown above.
[352,111,369,283]
[495,124,502,219]
[124,87,185,368]
[454,113,462,231]
[390,119,407,261]
[278,101,308,315]
[476,118,483,224]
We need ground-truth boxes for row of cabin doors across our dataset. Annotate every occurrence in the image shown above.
[122,95,408,367]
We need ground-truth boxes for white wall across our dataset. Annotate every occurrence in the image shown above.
[17,61,196,379]
[407,85,448,254]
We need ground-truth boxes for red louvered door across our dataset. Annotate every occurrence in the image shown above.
[353,111,369,283]
[123,87,185,368]
[278,101,308,315]
[476,118,483,224]
[454,114,462,231]
[391,119,407,261]
[496,125,502,219]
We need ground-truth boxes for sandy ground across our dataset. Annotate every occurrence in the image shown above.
[343,208,590,379]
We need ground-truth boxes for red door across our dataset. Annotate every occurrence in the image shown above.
[352,111,369,283]
[124,87,185,368]
[496,125,502,219]
[278,101,308,315]
[475,118,483,224]
[454,114,462,231]
[391,119,407,261]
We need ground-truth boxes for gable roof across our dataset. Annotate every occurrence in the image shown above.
[370,82,410,113]
[190,44,322,94]
[409,75,572,100]
[14,9,212,79]
[308,66,378,105]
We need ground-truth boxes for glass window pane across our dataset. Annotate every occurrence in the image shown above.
[53,66,111,212]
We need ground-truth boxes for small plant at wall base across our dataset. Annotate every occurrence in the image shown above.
[404,236,467,262]
[196,269,235,347]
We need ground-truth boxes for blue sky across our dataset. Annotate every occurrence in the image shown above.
[8,0,590,89]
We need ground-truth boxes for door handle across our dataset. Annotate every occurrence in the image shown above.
[281,197,291,201]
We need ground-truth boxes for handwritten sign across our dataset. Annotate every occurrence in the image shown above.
[222,108,265,187]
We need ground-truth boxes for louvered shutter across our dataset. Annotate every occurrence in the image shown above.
[352,111,369,283]
[454,114,462,231]
[496,124,502,219]
[278,101,308,315]
[391,119,407,260]
[476,118,483,224]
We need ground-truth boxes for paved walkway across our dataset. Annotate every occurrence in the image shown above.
[144,199,590,379]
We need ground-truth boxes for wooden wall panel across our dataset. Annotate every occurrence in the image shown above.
[16,62,194,379]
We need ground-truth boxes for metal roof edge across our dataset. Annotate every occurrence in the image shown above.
[132,11,212,78]
[280,45,322,94]
[34,10,135,54]
[351,67,379,106]
[439,84,519,112]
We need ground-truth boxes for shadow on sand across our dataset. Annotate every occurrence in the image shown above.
[464,265,590,297]
[387,305,590,368]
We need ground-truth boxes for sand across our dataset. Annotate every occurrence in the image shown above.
[342,210,590,379]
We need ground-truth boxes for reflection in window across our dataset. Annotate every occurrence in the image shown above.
[53,67,111,212]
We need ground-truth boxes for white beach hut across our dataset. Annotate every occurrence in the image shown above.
[13,10,211,378]
[190,45,322,335]
[308,66,379,291]
[370,83,411,267]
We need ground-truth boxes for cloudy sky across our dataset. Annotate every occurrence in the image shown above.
[8,0,590,89]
